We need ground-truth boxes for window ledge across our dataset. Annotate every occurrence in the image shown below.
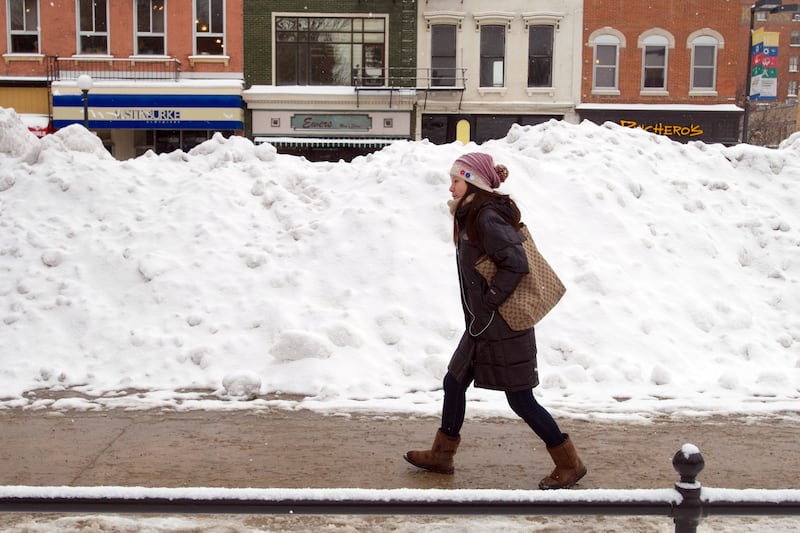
[591,88,621,96]
[189,55,230,67]
[478,87,507,96]
[129,55,171,61]
[688,89,718,97]
[526,87,555,97]
[2,53,44,64]
[640,89,669,97]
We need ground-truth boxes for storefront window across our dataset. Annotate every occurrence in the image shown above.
[78,0,109,54]
[9,0,40,53]
[195,0,225,55]
[135,130,232,156]
[136,0,166,55]
[275,16,386,86]
[528,25,554,88]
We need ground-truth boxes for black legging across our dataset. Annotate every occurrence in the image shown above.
[440,371,565,448]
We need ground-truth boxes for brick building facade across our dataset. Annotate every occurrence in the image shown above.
[3,1,799,156]
[1,0,245,158]
[578,0,750,144]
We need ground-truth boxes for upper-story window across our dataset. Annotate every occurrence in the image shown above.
[431,24,457,87]
[136,0,166,55]
[593,34,620,90]
[528,25,554,88]
[195,0,225,55]
[690,35,718,92]
[480,25,505,87]
[641,35,669,91]
[78,0,109,54]
[8,0,40,53]
[792,30,800,46]
[275,16,386,86]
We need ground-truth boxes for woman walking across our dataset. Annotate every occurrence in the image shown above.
[403,152,586,490]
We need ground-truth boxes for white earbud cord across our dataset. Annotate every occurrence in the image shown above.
[456,243,494,337]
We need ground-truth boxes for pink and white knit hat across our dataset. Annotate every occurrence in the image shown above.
[449,152,509,192]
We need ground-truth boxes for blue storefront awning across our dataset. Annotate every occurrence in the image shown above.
[53,92,244,130]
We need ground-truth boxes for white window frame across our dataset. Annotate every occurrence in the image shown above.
[527,24,555,89]
[789,80,798,98]
[522,13,564,93]
[688,31,723,96]
[790,56,799,73]
[430,23,459,87]
[76,0,110,55]
[474,13,513,93]
[134,0,167,56]
[592,34,621,94]
[273,14,388,87]
[639,31,673,95]
[7,0,41,55]
[424,11,464,88]
[191,0,228,65]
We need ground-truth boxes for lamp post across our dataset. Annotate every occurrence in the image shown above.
[742,1,800,144]
[76,74,93,129]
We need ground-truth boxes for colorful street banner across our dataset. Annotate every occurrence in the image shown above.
[750,29,780,102]
[759,32,780,101]
[750,28,764,100]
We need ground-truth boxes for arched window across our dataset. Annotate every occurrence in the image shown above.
[593,34,620,90]
[641,35,669,91]
[690,35,719,93]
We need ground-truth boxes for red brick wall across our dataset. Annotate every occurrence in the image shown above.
[0,1,243,77]
[582,0,751,105]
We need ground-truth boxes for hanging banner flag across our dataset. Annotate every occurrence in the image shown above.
[750,27,765,100]
[758,32,780,101]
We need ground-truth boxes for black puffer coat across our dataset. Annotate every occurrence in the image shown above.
[447,197,540,391]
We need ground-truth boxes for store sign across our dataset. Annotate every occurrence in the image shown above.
[618,120,703,138]
[105,108,182,122]
[291,114,371,132]
[53,93,243,130]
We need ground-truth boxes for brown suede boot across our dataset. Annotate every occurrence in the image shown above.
[538,433,587,489]
[403,429,461,474]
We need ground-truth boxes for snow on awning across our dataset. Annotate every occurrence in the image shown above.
[254,137,403,148]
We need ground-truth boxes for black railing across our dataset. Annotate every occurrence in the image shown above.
[1,445,799,533]
[352,66,466,90]
[47,56,181,82]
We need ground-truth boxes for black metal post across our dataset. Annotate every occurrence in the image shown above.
[671,446,705,533]
[81,89,89,129]
[742,5,756,144]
